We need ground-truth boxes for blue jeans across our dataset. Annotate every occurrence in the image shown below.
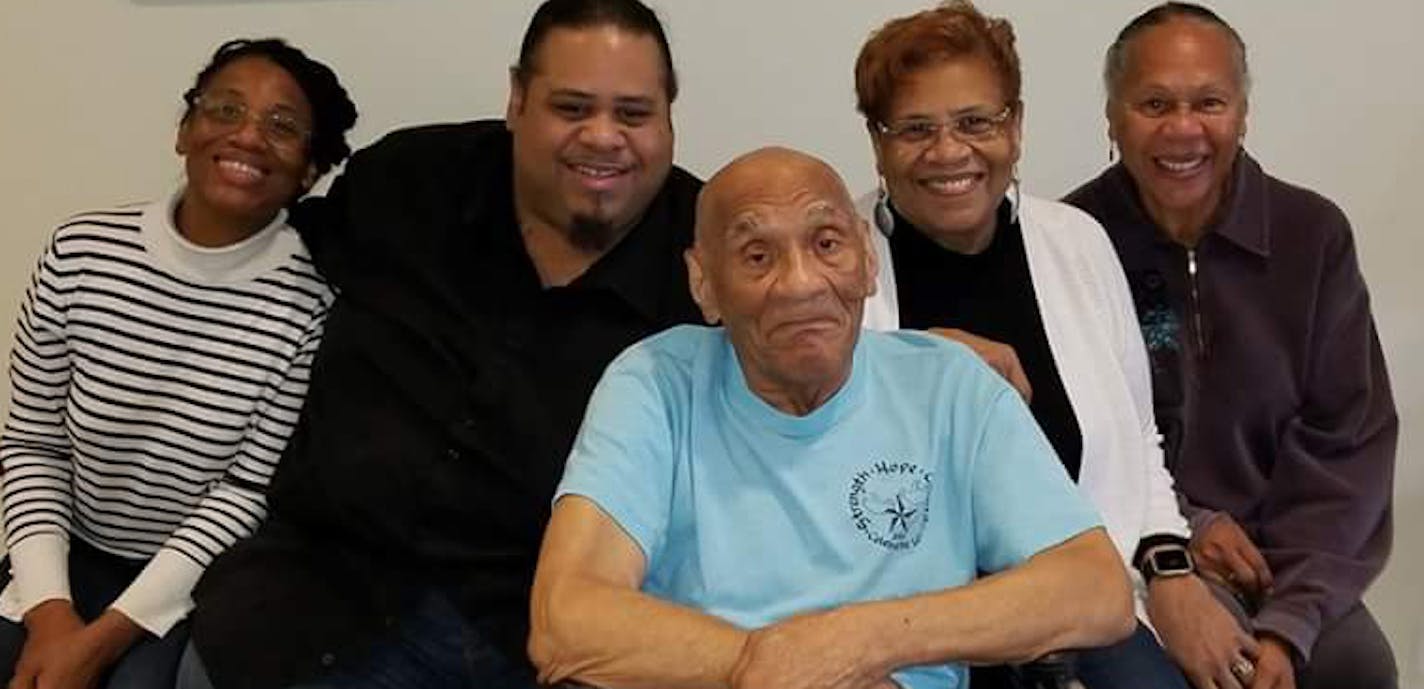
[0,539,190,689]
[179,590,538,689]
[1076,622,1190,689]
[972,622,1188,689]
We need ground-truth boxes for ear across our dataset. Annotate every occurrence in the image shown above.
[867,122,888,179]
[1105,98,1121,144]
[685,247,721,325]
[1005,102,1025,166]
[506,67,526,126]
[857,217,879,299]
[175,121,191,156]
[300,163,319,194]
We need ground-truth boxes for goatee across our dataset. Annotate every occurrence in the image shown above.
[569,214,620,253]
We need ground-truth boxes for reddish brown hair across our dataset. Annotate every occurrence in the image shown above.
[854,0,1021,126]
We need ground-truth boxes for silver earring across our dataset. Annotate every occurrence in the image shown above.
[1009,166,1022,225]
[873,177,895,237]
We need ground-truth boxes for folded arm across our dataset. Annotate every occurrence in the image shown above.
[748,527,1132,677]
[728,528,1135,689]
[532,497,1132,689]
[529,495,748,689]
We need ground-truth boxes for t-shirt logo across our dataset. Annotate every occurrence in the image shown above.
[848,461,932,551]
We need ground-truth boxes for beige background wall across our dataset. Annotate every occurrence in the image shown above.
[1,1,1420,683]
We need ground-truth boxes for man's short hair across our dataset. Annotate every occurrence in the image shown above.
[513,0,679,102]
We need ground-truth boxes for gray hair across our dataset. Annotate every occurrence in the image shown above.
[1103,2,1250,101]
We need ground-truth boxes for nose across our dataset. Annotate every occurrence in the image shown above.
[1161,104,1206,138]
[771,246,828,301]
[226,115,268,149]
[578,113,625,151]
[921,128,972,165]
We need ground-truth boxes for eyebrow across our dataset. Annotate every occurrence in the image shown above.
[546,88,657,106]
[1133,80,1234,93]
[719,202,847,242]
[807,202,850,224]
[203,87,305,115]
[725,216,762,242]
[891,104,998,120]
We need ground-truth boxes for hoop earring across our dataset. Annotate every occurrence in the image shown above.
[1010,171,1022,225]
[873,177,895,237]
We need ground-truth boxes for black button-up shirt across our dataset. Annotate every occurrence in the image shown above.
[191,120,704,688]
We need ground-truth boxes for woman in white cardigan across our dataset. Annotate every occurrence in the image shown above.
[852,4,1251,689]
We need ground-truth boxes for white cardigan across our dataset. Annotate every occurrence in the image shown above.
[860,190,1188,595]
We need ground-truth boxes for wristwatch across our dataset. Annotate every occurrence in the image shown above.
[1138,544,1194,584]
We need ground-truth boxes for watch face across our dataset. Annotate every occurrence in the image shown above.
[1151,547,1193,575]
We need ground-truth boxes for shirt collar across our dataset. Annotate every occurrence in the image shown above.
[722,328,868,439]
[1210,152,1270,257]
[1106,151,1270,257]
[451,123,696,322]
[569,167,699,321]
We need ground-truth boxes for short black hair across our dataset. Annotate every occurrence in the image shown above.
[182,38,358,178]
[513,0,678,102]
[1104,2,1249,100]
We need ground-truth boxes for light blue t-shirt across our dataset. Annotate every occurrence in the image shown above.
[556,325,1101,689]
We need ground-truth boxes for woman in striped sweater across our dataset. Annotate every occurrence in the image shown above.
[0,38,355,689]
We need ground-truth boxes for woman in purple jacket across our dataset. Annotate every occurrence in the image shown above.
[1065,4,1398,689]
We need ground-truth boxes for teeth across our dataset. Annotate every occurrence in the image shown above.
[922,174,977,195]
[574,164,623,178]
[1157,157,1205,173]
[218,159,264,181]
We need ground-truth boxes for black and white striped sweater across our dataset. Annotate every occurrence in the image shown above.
[0,192,331,634]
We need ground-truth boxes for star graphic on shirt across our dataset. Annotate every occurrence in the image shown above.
[884,494,917,536]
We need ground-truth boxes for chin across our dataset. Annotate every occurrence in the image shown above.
[784,339,852,374]
[1150,185,1214,214]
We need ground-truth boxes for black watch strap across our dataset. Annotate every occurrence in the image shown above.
[1138,544,1194,584]
[1131,533,1190,570]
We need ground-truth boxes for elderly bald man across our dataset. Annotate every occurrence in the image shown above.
[528,147,1133,689]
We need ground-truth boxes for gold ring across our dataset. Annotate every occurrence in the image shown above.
[1231,658,1255,682]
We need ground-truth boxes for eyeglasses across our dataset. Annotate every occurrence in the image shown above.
[192,94,312,150]
[875,106,1015,146]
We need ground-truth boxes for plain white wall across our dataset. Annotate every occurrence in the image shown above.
[1,0,1419,683]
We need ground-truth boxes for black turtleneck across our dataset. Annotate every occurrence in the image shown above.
[888,201,1083,478]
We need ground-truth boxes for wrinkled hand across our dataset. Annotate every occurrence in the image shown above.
[1248,636,1296,689]
[731,608,891,689]
[1147,575,1258,689]
[1191,514,1272,598]
[927,328,1032,402]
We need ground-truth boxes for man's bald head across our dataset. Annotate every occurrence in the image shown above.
[684,146,876,415]
[694,147,859,250]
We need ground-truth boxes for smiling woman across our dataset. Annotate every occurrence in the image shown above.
[855,3,1206,688]
[1066,5,1400,688]
[0,38,354,689]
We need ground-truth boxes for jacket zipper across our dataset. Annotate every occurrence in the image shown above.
[1186,248,1206,358]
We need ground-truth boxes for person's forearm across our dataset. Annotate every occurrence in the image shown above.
[88,609,145,664]
[844,528,1134,670]
[530,575,747,689]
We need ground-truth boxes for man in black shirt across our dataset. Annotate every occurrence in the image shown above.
[180,2,703,688]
